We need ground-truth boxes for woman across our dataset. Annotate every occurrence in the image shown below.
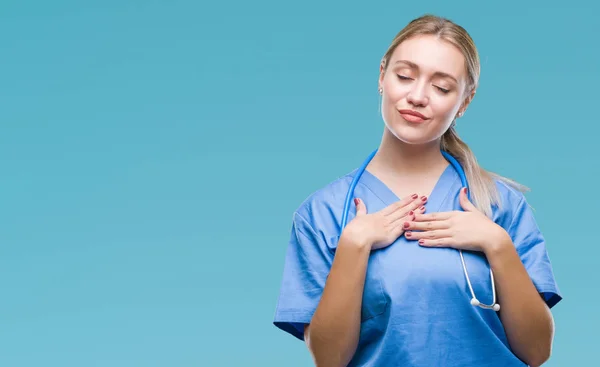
[273,14,561,367]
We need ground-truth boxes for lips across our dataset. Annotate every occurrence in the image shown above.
[398,109,429,123]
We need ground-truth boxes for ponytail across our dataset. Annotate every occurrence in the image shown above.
[441,126,529,218]
[378,14,529,216]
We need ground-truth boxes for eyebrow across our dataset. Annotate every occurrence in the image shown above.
[393,60,459,84]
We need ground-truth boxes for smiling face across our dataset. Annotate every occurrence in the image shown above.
[378,34,474,145]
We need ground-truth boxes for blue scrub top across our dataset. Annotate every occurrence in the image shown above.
[273,163,562,366]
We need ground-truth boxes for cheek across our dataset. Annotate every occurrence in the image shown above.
[429,98,460,122]
[381,83,410,108]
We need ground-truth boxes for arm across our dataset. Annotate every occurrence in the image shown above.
[305,234,370,367]
[486,233,555,367]
[404,188,561,366]
[275,195,420,364]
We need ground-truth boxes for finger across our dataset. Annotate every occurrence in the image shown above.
[417,237,455,248]
[381,194,425,216]
[389,201,425,225]
[405,229,451,241]
[391,219,410,238]
[389,210,415,228]
[380,194,417,216]
[388,202,427,228]
[403,220,448,231]
[386,196,428,222]
[390,198,427,224]
[459,187,477,212]
[354,198,367,216]
[413,212,453,222]
[404,204,426,220]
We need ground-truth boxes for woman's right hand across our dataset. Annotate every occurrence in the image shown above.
[341,194,427,251]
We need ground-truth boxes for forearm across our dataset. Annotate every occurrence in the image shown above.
[306,234,371,367]
[486,234,555,367]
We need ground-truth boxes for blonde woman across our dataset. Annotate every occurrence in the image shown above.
[273,14,561,367]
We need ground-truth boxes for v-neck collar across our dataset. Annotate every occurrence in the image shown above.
[358,163,460,213]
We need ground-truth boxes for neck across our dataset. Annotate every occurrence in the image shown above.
[368,128,448,178]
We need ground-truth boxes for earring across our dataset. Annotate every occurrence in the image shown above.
[378,87,383,95]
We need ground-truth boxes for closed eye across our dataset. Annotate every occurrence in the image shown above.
[435,86,450,94]
[397,74,451,94]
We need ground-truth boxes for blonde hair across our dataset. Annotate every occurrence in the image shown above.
[381,14,528,217]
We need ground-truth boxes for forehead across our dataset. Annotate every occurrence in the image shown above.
[389,35,466,80]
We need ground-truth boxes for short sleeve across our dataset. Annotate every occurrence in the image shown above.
[273,211,334,341]
[507,196,562,308]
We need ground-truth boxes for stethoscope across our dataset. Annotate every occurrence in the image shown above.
[340,149,500,312]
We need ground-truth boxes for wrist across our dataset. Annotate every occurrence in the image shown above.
[339,231,372,252]
[484,227,514,261]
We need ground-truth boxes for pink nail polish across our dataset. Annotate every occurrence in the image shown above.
[403,222,409,229]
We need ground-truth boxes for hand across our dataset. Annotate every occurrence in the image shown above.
[341,193,428,251]
[403,188,509,254]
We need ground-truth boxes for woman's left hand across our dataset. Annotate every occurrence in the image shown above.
[403,188,510,255]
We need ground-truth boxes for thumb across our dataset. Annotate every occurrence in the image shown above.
[354,198,367,216]
[459,187,477,212]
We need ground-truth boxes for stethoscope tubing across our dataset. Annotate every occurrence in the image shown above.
[340,149,500,312]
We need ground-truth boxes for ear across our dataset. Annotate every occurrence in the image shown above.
[378,61,386,91]
[457,89,476,118]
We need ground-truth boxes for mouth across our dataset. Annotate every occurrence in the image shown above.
[398,109,430,123]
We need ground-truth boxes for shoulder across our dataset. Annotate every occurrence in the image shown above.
[490,176,532,230]
[291,170,357,240]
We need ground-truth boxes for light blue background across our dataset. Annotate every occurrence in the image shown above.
[1,1,597,366]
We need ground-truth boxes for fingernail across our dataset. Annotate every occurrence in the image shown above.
[411,193,418,199]
[418,239,425,245]
[419,206,425,210]
[354,198,359,205]
[403,222,410,229]
[421,196,427,201]
[463,188,468,194]
[405,231,412,237]
[409,210,414,215]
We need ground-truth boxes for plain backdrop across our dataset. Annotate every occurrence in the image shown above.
[1,0,598,366]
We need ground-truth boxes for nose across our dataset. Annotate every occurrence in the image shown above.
[406,81,429,107]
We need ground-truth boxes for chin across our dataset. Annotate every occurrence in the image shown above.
[385,122,435,145]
